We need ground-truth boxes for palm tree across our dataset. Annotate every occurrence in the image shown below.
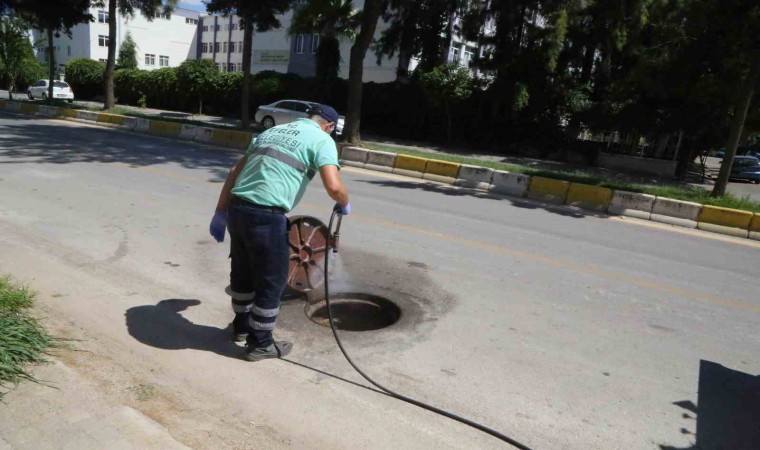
[289,0,360,80]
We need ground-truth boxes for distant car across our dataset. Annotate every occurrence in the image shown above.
[254,99,344,136]
[27,79,74,102]
[714,149,725,158]
[728,156,760,184]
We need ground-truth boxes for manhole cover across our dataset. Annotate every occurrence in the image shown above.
[305,293,401,331]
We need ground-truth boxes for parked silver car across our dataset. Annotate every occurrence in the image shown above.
[27,79,74,102]
[254,99,344,135]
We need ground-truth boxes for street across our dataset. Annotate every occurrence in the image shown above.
[1,112,759,449]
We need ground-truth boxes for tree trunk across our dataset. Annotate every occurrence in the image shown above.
[47,28,55,105]
[8,79,13,100]
[343,0,384,144]
[103,0,117,110]
[712,61,760,197]
[241,17,254,128]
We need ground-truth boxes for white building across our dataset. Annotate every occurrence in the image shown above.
[31,6,200,73]
[196,0,399,82]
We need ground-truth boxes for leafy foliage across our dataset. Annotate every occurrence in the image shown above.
[116,32,138,70]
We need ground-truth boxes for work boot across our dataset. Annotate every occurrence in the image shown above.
[244,340,293,362]
[231,313,248,342]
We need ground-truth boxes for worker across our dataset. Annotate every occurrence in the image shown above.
[209,104,350,361]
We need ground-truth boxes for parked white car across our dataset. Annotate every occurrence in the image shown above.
[27,79,74,102]
[254,99,344,136]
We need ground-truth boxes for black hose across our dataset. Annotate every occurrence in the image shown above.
[324,210,533,450]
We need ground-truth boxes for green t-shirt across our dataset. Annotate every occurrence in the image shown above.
[232,118,339,212]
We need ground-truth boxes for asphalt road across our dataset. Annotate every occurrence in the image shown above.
[1,112,759,449]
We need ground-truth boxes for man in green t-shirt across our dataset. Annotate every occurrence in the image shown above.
[209,105,350,362]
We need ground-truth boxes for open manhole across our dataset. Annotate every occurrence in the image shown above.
[305,293,401,331]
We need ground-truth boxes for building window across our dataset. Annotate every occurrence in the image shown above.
[449,46,460,62]
[202,25,208,32]
[238,41,243,53]
[215,25,220,31]
[230,23,237,31]
[295,34,305,54]
[214,42,220,52]
[98,58,107,63]
[223,42,227,53]
[98,10,108,23]
[145,53,155,66]
[202,42,208,53]
[311,34,320,54]
[216,63,221,71]
[237,63,242,72]
[229,41,235,53]
[186,18,198,25]
[463,48,473,65]
[159,55,169,67]
[98,35,109,47]
[158,13,171,20]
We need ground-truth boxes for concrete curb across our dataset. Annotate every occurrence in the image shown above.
[364,150,396,173]
[3,100,759,243]
[455,165,494,190]
[527,176,570,204]
[651,198,701,229]
[608,191,655,220]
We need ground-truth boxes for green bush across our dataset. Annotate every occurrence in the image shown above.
[65,58,105,100]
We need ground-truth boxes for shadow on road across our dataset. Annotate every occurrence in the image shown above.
[661,360,760,450]
[357,179,606,219]
[0,113,237,183]
[125,299,241,359]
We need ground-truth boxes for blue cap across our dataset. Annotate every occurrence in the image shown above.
[308,104,340,124]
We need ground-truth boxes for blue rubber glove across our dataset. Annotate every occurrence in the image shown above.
[209,210,228,243]
[333,202,351,216]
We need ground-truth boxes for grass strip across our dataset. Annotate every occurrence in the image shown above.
[0,277,55,399]
[364,143,760,212]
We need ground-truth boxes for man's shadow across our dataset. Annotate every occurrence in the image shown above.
[125,299,241,359]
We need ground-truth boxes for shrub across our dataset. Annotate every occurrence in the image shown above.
[65,58,105,100]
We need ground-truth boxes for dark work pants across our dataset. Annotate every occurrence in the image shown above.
[227,200,289,347]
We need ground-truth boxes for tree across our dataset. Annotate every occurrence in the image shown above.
[95,0,177,111]
[419,63,475,143]
[116,31,138,70]
[0,13,37,99]
[343,0,385,144]
[177,59,218,115]
[289,0,360,80]
[10,0,92,105]
[207,0,295,128]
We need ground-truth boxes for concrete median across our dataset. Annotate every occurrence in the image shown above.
[228,130,253,150]
[178,124,199,140]
[607,191,655,219]
[364,150,396,173]
[750,214,760,241]
[489,171,529,197]
[392,154,427,178]
[76,110,98,122]
[455,165,494,190]
[697,205,753,238]
[6,102,21,112]
[423,159,460,184]
[0,99,6,109]
[651,198,701,229]
[527,176,570,204]
[148,120,181,138]
[565,183,612,211]
[339,146,369,168]
[20,103,38,115]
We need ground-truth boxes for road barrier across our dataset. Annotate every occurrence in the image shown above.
[565,183,613,212]
[455,165,494,190]
[364,150,396,173]
[651,198,701,229]
[148,120,181,138]
[178,124,198,140]
[697,205,753,238]
[340,146,369,168]
[750,214,760,241]
[489,171,529,197]
[393,154,427,178]
[228,130,252,150]
[607,191,655,220]
[527,176,570,204]
[423,159,460,184]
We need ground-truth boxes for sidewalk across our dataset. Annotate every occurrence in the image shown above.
[0,358,189,450]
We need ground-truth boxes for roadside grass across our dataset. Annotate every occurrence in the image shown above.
[0,277,55,400]
[364,142,760,212]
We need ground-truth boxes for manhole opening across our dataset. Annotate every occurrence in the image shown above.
[305,293,401,331]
